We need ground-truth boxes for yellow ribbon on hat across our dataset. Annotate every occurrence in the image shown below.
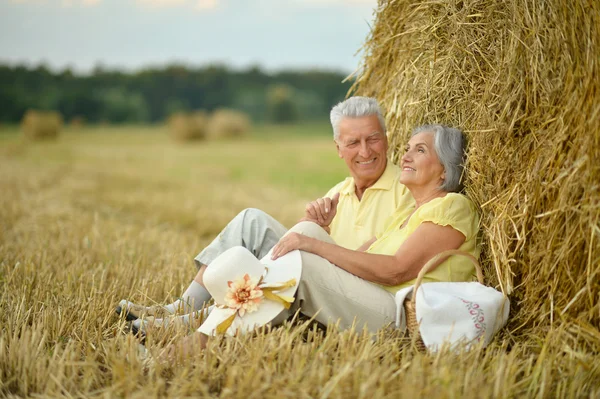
[216,278,297,334]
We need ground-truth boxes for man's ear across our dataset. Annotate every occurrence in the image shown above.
[336,142,343,158]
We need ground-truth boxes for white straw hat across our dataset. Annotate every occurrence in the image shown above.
[197,246,302,336]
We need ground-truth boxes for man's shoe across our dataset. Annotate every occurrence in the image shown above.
[115,300,172,321]
[129,321,147,344]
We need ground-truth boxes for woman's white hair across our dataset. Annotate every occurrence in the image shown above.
[330,97,386,141]
[412,124,466,193]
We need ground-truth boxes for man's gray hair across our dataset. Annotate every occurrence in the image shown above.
[412,124,466,193]
[330,96,386,141]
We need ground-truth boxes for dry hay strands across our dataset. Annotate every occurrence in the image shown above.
[206,109,251,140]
[168,111,208,142]
[352,0,600,338]
[21,110,63,140]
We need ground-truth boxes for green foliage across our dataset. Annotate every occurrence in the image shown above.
[164,98,191,116]
[231,89,267,122]
[294,90,327,122]
[98,89,150,123]
[266,84,298,123]
[0,64,352,125]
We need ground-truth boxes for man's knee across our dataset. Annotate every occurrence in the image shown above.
[235,207,264,222]
[238,207,279,229]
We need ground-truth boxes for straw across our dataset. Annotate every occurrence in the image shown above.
[352,0,600,339]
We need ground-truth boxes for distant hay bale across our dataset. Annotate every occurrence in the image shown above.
[206,109,251,139]
[21,110,63,140]
[353,0,600,335]
[70,116,86,129]
[168,111,207,141]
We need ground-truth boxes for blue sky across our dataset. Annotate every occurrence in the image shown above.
[0,0,377,74]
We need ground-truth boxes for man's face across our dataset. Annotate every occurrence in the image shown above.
[336,115,388,184]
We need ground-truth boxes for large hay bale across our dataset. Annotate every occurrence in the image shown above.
[206,109,251,139]
[168,111,207,141]
[21,110,63,140]
[353,0,600,335]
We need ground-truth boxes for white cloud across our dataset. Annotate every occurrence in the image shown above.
[9,0,48,4]
[10,0,100,6]
[135,0,218,11]
[194,0,217,10]
[135,0,187,7]
[294,0,375,7]
[61,0,100,6]
[1,0,371,73]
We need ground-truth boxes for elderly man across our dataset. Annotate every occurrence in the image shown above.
[117,96,414,327]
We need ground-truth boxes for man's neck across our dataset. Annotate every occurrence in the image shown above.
[354,177,379,201]
[352,163,388,201]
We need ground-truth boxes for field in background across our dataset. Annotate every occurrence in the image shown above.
[1,125,598,397]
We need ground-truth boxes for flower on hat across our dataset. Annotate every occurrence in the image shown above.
[215,271,297,334]
[224,274,263,317]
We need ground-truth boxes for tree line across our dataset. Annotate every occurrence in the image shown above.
[0,64,353,124]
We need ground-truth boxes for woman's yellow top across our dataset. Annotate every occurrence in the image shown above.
[366,193,480,294]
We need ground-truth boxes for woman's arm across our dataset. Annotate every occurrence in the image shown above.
[356,236,377,252]
[271,222,465,286]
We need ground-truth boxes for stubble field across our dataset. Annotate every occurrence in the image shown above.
[0,125,597,398]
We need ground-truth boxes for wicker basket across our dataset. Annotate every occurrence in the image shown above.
[403,249,484,351]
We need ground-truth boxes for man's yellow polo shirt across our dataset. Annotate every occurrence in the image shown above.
[326,163,414,250]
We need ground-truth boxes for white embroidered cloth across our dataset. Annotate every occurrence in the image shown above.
[394,282,510,350]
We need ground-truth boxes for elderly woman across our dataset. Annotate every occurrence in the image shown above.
[268,124,478,326]
[152,124,479,355]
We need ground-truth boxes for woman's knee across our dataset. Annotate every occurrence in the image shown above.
[287,221,333,242]
[297,251,333,289]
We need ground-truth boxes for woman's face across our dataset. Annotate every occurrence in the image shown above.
[399,131,445,191]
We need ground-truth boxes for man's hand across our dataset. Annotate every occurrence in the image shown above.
[303,192,340,227]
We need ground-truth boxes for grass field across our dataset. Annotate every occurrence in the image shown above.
[0,125,598,397]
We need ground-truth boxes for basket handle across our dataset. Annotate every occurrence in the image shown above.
[411,249,483,306]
